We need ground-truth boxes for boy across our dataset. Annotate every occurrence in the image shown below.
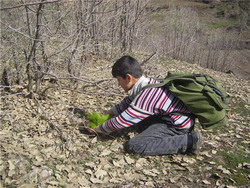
[88,55,202,156]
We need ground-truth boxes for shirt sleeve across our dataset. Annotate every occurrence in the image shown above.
[111,96,134,116]
[96,105,153,134]
[96,87,194,134]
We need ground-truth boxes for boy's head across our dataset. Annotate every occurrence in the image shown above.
[112,56,143,92]
[112,56,143,79]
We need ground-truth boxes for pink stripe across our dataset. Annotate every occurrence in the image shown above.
[146,88,159,112]
[178,119,191,128]
[143,89,155,110]
[151,89,163,112]
[137,90,148,108]
[172,115,179,120]
[152,90,165,113]
[167,98,177,113]
[126,109,146,119]
[144,89,154,110]
[159,94,169,110]
[106,121,116,131]
[117,116,131,127]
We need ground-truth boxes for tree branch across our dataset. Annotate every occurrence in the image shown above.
[0,20,42,41]
[141,52,156,66]
[0,0,62,11]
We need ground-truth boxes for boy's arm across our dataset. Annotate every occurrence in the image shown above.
[96,105,153,134]
[109,96,133,116]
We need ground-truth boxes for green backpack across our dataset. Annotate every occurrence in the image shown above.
[143,72,230,129]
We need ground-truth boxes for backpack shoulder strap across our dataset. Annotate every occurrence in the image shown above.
[142,72,196,90]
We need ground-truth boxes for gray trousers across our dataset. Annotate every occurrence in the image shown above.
[124,122,193,156]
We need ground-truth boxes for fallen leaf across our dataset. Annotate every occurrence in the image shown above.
[100,149,111,156]
[182,156,196,164]
[8,170,15,177]
[77,176,90,186]
[169,177,176,183]
[145,182,154,187]
[112,160,121,167]
[40,169,51,179]
[216,180,222,186]
[85,162,96,169]
[91,137,97,144]
[8,160,15,170]
[243,162,250,169]
[95,169,107,179]
[85,169,93,175]
[212,150,217,154]
[90,177,102,184]
[136,158,148,165]
[47,181,59,186]
[142,169,158,177]
[124,156,135,164]
[217,165,231,174]
[186,167,194,173]
[109,178,122,183]
[68,172,78,179]
[202,180,211,185]
[208,161,216,165]
[18,184,36,188]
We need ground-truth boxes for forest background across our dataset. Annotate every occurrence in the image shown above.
[1,0,250,93]
[0,0,250,188]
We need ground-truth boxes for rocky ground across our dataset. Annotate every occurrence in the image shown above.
[1,58,250,188]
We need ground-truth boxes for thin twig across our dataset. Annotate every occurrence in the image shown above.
[0,0,61,11]
[140,52,156,66]
[0,20,42,41]
[0,85,12,88]
[0,92,25,98]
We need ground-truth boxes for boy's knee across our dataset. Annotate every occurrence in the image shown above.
[123,140,135,153]
[123,140,143,154]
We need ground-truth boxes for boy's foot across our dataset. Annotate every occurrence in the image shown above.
[190,132,202,155]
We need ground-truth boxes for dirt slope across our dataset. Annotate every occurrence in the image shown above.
[1,58,250,188]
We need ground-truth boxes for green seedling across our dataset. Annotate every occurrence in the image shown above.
[85,112,111,128]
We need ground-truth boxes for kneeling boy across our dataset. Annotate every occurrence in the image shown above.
[94,56,202,156]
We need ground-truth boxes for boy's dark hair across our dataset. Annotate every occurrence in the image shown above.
[112,56,143,79]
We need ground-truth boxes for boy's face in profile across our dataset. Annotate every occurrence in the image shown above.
[116,74,135,92]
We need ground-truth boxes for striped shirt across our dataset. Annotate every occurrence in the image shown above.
[96,77,193,134]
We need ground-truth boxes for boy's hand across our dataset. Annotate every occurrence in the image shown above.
[79,122,97,135]
[84,127,96,134]
[79,122,107,135]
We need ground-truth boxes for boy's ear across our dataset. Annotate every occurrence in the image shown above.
[125,73,132,81]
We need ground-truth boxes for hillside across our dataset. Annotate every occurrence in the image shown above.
[1,57,249,187]
[146,0,250,80]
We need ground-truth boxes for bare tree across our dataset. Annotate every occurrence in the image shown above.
[1,0,150,93]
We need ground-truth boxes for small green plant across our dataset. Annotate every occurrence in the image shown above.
[85,112,111,128]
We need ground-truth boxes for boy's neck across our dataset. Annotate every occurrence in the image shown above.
[128,76,140,91]
[129,75,149,97]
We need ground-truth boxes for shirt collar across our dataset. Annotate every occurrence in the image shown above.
[130,75,149,98]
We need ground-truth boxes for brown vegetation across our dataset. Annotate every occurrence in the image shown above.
[1,57,250,187]
[0,1,250,186]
